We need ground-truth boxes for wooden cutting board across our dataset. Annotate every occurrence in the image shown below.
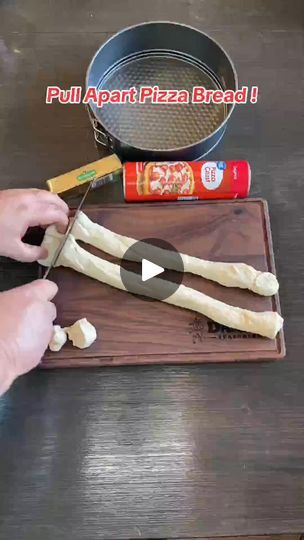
[41,199,285,368]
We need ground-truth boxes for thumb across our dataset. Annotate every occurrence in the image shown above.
[16,241,48,263]
[10,279,58,302]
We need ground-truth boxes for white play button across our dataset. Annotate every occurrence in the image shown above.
[141,258,164,282]
[120,237,184,301]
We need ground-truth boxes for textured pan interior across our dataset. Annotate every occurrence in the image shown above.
[98,54,226,151]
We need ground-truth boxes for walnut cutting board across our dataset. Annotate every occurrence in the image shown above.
[41,199,285,368]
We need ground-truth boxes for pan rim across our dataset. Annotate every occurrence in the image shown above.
[86,21,238,154]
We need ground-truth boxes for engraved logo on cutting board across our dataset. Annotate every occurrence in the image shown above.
[188,316,259,344]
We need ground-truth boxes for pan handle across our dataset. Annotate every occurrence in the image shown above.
[93,128,113,150]
[86,104,114,150]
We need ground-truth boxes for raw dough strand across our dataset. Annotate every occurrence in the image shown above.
[39,227,283,339]
[72,211,279,296]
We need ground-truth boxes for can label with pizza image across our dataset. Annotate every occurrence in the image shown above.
[123,161,251,202]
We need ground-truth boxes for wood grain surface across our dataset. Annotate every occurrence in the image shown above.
[0,1,304,540]
[186,536,302,540]
[42,200,284,367]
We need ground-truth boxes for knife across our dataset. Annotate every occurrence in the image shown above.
[42,181,92,279]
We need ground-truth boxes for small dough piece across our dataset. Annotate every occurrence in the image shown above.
[49,325,67,352]
[39,227,283,339]
[65,318,97,349]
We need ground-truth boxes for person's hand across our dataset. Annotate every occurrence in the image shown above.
[0,280,57,395]
[0,189,69,262]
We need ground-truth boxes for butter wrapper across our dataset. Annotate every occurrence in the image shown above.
[46,154,122,197]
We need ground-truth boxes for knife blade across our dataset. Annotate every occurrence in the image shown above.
[42,181,92,279]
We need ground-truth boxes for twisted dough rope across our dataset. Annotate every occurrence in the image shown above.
[72,211,279,296]
[39,226,283,339]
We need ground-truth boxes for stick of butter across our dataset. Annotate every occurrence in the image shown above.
[46,154,122,197]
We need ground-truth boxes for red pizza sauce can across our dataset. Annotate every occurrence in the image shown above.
[123,161,251,202]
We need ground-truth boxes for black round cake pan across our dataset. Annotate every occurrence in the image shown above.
[86,21,238,161]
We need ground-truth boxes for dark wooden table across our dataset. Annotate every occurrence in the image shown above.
[0,1,303,539]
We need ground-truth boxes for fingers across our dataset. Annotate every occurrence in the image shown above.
[0,190,69,263]
[53,216,69,234]
[45,300,57,322]
[29,279,58,302]
[26,190,69,233]
[35,191,69,215]
[12,279,58,301]
[15,241,48,263]
[29,204,69,232]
